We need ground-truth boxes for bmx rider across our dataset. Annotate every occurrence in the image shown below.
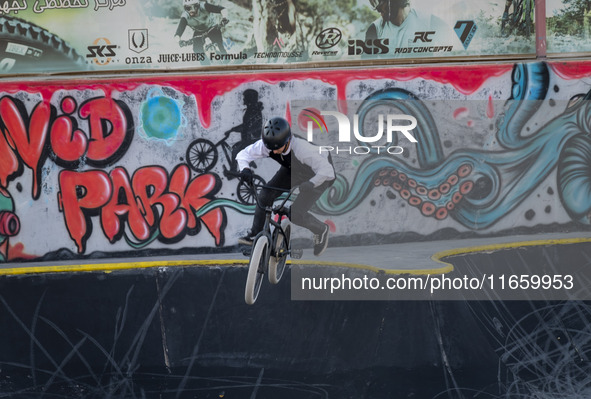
[236,117,335,256]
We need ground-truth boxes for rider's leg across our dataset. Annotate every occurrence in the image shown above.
[291,179,334,256]
[248,167,290,236]
[208,28,227,54]
[290,180,332,235]
[192,35,210,65]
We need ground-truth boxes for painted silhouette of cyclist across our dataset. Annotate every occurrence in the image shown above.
[223,89,264,176]
[174,0,229,58]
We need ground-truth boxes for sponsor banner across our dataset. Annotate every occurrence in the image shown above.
[0,0,534,75]
[547,0,591,54]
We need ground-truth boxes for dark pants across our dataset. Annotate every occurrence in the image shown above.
[251,166,333,235]
[192,27,226,57]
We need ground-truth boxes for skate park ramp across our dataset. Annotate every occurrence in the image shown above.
[0,232,591,398]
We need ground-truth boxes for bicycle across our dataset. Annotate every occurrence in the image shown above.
[228,173,302,305]
[186,134,265,205]
[179,20,228,59]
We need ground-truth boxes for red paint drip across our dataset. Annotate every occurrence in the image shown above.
[285,101,292,126]
[7,242,36,260]
[325,219,336,233]
[486,95,494,119]
[0,64,512,128]
[453,107,469,119]
[550,61,591,80]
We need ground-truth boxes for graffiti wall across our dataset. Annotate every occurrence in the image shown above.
[2,60,591,263]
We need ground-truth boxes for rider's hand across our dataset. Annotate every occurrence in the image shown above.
[240,168,253,184]
[299,181,314,193]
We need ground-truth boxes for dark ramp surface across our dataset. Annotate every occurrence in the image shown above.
[0,241,590,398]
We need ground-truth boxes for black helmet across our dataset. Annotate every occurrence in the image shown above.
[262,117,291,150]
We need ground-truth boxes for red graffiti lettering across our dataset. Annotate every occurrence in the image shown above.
[0,132,19,187]
[0,95,133,198]
[101,167,151,242]
[59,166,225,253]
[169,164,224,245]
[132,167,187,241]
[58,170,112,253]
[79,98,132,164]
[50,115,88,162]
[0,98,50,198]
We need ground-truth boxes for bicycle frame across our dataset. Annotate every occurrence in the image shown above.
[215,137,233,166]
[252,183,295,245]
[229,171,294,248]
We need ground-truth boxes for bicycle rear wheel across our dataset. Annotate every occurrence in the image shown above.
[245,235,269,305]
[186,138,218,173]
[268,218,290,284]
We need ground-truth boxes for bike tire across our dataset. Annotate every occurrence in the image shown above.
[186,138,218,173]
[237,174,265,205]
[244,235,269,305]
[0,16,86,74]
[268,218,290,285]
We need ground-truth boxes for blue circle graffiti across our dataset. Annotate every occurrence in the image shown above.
[140,96,182,140]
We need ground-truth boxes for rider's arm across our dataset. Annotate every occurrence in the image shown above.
[225,123,243,136]
[236,140,269,170]
[174,15,188,39]
[204,2,225,14]
[291,138,335,187]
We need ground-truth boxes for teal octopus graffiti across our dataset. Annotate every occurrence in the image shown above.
[316,62,591,228]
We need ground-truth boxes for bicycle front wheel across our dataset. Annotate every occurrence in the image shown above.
[245,235,269,305]
[268,218,291,284]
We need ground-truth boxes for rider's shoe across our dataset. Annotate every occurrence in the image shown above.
[313,224,329,256]
[238,232,256,246]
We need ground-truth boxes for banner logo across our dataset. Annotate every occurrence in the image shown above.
[129,29,149,54]
[413,31,435,43]
[347,39,389,55]
[454,21,477,50]
[87,37,117,65]
[316,28,342,49]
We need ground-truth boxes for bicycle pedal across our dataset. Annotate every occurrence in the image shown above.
[291,249,303,259]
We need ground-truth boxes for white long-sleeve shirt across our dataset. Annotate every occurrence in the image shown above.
[236,137,335,187]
